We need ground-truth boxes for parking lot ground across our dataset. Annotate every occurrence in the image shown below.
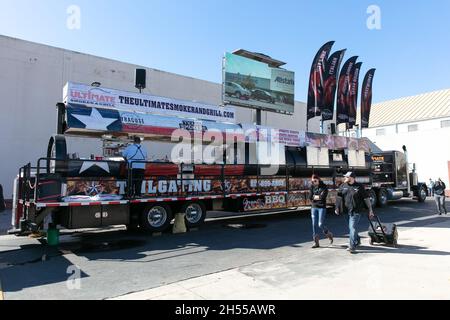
[0,198,449,300]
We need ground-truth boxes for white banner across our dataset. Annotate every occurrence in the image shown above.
[240,124,306,147]
[270,68,295,94]
[64,82,236,123]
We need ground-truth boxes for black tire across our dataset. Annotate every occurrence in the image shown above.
[126,223,140,232]
[417,186,427,203]
[140,204,173,233]
[182,202,207,228]
[377,189,388,207]
[126,210,140,232]
[368,189,377,208]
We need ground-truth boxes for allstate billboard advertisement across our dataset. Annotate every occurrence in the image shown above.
[223,52,295,114]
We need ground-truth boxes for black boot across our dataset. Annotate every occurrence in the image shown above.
[326,232,334,246]
[312,236,320,248]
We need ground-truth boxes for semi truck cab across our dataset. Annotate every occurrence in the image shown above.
[370,150,427,206]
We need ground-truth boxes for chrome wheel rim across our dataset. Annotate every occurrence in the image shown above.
[147,206,167,228]
[380,192,387,204]
[185,203,203,224]
[420,189,427,200]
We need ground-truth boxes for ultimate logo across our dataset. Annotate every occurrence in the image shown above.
[69,88,116,106]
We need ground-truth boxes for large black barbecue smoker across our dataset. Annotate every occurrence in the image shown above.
[10,82,428,237]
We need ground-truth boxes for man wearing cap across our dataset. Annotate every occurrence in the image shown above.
[336,171,375,254]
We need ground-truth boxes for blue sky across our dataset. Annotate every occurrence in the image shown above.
[1,0,449,103]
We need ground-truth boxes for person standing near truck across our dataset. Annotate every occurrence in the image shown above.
[309,175,334,248]
[433,179,447,215]
[428,179,435,197]
[123,136,148,197]
[335,172,375,254]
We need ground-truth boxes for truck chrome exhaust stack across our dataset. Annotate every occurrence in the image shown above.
[402,145,412,196]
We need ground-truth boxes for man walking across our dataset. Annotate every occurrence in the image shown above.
[336,172,375,254]
[123,136,148,197]
[433,179,447,215]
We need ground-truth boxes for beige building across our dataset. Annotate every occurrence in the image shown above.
[362,88,450,194]
[0,35,318,198]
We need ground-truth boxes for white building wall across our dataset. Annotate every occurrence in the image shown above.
[0,35,312,197]
[363,117,450,188]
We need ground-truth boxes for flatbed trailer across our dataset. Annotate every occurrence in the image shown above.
[11,140,427,236]
[9,82,428,236]
[12,151,368,234]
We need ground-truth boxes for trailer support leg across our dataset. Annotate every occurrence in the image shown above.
[172,213,187,234]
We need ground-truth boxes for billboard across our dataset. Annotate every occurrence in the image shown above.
[223,52,295,114]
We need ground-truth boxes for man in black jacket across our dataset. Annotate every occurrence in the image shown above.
[309,175,334,248]
[336,172,375,254]
[433,179,447,215]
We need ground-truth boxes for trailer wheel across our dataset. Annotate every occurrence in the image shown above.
[368,189,377,208]
[140,204,173,233]
[377,189,388,207]
[182,202,207,228]
[417,186,427,203]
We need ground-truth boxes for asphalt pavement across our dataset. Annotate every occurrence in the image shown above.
[0,198,448,300]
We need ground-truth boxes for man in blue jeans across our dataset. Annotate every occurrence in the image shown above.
[336,172,375,254]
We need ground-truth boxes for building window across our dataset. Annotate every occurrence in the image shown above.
[441,120,450,128]
[408,124,418,132]
[376,128,385,136]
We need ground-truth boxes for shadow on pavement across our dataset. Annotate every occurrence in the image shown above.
[0,251,89,293]
[0,198,447,295]
[326,243,450,256]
